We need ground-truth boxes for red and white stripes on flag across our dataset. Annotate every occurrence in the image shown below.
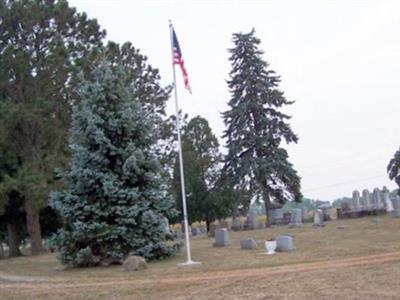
[172,28,192,93]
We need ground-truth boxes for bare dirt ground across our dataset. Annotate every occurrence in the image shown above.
[1,216,400,299]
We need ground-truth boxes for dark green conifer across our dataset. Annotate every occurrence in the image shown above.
[222,29,302,226]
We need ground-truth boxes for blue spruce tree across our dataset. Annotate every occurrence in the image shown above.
[50,60,179,267]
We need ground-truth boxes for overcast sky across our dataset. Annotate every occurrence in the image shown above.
[69,0,400,201]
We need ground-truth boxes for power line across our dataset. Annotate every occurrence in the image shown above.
[303,174,388,192]
[298,150,391,170]
[300,160,388,177]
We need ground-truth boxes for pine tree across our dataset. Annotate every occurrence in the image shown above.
[50,61,179,267]
[222,29,302,226]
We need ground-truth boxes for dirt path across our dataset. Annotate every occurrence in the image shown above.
[0,272,52,283]
[1,251,400,291]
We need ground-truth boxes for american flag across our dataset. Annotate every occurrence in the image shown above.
[172,28,192,93]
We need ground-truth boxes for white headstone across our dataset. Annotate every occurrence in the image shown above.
[313,209,324,227]
[392,197,400,218]
[362,189,371,210]
[384,191,394,213]
[372,188,382,210]
[352,190,361,212]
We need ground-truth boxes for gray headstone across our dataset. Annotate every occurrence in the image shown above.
[372,188,382,210]
[378,188,386,209]
[247,211,258,230]
[214,228,229,247]
[199,226,207,235]
[341,201,351,213]
[191,227,201,236]
[361,189,371,210]
[392,197,400,218]
[384,191,394,213]
[352,190,361,212]
[320,205,331,220]
[240,238,257,250]
[273,208,284,219]
[301,207,308,222]
[269,209,283,225]
[276,235,295,252]
[313,209,324,227]
[288,208,302,228]
[232,218,243,231]
[283,212,292,224]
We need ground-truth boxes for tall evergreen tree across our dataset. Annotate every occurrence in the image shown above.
[50,60,178,267]
[0,0,105,254]
[222,29,302,226]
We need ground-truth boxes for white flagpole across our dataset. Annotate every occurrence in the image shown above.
[169,20,200,266]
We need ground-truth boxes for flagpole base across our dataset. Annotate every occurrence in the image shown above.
[177,260,202,267]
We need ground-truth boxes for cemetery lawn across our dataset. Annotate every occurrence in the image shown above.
[1,216,400,299]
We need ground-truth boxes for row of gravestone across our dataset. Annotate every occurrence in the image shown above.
[231,207,311,231]
[231,212,266,231]
[174,209,325,247]
[269,207,330,226]
[214,228,295,252]
[338,188,400,218]
[207,207,326,237]
[164,218,209,239]
[166,206,328,239]
[216,208,323,235]
[172,227,208,239]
